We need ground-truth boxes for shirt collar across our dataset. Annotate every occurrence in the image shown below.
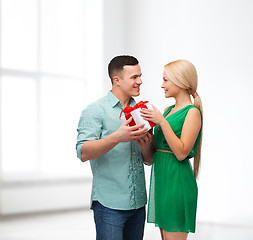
[107,91,136,108]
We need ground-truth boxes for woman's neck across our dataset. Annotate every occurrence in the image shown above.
[174,91,192,109]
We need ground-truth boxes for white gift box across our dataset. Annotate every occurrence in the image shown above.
[120,102,155,131]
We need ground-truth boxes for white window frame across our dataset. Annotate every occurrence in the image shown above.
[0,0,104,182]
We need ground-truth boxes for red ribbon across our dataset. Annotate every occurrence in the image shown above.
[119,101,150,127]
[119,101,148,119]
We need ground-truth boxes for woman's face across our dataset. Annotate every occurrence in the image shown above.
[161,71,181,98]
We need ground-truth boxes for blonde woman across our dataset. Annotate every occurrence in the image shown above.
[140,60,203,240]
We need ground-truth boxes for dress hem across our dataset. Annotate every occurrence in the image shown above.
[147,221,195,233]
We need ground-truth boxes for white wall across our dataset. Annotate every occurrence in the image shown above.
[1,0,252,225]
[122,0,253,227]
[102,0,128,91]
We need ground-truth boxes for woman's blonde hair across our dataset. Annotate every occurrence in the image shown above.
[164,59,203,178]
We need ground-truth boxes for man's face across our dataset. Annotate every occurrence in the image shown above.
[117,64,142,97]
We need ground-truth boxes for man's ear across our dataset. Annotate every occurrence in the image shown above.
[113,76,120,86]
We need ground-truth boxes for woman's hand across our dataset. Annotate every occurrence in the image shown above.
[140,105,166,126]
[136,130,154,152]
[136,130,155,165]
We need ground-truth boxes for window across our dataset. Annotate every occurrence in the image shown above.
[0,0,103,180]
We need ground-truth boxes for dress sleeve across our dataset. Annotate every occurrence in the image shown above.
[76,103,103,160]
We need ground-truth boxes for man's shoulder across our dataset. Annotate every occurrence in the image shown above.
[87,95,109,109]
[80,95,109,116]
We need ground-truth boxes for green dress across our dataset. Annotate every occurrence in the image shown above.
[147,105,202,233]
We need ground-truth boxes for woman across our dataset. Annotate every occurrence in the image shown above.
[140,60,203,240]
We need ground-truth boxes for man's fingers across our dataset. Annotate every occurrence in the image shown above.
[136,138,144,144]
[129,123,145,131]
[137,135,147,144]
[130,127,148,136]
[148,129,153,134]
[124,117,133,125]
[134,133,148,141]
[145,132,152,140]
[141,133,152,143]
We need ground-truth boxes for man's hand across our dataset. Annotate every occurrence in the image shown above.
[81,117,148,162]
[114,117,148,143]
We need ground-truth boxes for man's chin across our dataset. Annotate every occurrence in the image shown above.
[132,91,140,97]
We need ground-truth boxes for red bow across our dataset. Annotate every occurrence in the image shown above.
[120,101,148,119]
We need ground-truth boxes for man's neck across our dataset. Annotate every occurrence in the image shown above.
[111,88,131,108]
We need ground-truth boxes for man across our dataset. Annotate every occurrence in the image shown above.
[76,55,153,240]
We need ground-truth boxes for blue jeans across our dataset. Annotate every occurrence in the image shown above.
[92,201,146,240]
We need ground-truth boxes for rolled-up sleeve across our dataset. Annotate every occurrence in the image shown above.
[76,103,103,160]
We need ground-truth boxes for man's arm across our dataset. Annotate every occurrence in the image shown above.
[81,117,148,162]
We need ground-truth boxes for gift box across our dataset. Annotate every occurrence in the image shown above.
[120,101,156,131]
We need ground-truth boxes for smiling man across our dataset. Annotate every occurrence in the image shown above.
[76,55,153,240]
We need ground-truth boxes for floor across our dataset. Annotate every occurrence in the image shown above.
[0,209,253,240]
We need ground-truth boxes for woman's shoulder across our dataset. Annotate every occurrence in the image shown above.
[164,106,169,113]
[186,105,202,119]
[185,106,202,127]
[163,105,175,113]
